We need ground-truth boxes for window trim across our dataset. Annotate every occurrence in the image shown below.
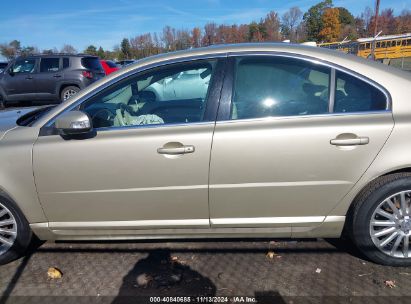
[11,57,38,74]
[39,57,61,73]
[39,55,227,134]
[215,51,391,122]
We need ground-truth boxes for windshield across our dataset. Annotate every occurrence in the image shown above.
[16,106,55,126]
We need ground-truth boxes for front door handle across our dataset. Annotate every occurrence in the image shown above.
[25,76,33,80]
[330,134,369,146]
[53,74,62,78]
[157,145,195,155]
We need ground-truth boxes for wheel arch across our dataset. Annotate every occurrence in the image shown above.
[342,166,411,236]
[58,83,81,98]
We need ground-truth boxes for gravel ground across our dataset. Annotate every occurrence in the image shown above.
[0,238,411,303]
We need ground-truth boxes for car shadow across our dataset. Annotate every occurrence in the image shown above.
[111,249,216,304]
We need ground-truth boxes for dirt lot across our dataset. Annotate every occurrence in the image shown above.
[0,238,411,304]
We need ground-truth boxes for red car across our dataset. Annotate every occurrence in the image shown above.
[100,60,119,75]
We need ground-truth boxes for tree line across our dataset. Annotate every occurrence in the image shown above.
[1,0,411,61]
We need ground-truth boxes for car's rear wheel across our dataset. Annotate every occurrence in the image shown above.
[61,86,80,101]
[0,195,32,264]
[350,173,411,266]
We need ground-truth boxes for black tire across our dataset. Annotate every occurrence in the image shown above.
[0,94,5,109]
[0,194,32,265]
[349,173,411,266]
[60,86,80,101]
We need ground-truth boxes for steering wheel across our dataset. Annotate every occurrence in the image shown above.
[91,108,115,127]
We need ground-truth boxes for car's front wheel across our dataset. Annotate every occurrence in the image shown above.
[0,194,32,264]
[350,173,411,266]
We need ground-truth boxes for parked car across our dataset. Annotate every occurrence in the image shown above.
[116,59,134,67]
[100,60,119,75]
[0,54,105,107]
[1,43,411,266]
[0,62,8,73]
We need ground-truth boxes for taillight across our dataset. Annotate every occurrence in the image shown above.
[82,71,93,79]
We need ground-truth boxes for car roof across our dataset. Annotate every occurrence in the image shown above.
[120,43,409,79]
[34,42,411,127]
[15,54,98,59]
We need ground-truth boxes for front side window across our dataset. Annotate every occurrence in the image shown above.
[40,58,60,73]
[230,56,331,120]
[12,58,36,74]
[81,60,216,129]
[334,71,387,113]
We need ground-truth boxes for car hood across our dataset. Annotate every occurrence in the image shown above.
[0,107,38,135]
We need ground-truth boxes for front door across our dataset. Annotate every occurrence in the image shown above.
[33,58,224,231]
[2,57,37,101]
[209,55,394,228]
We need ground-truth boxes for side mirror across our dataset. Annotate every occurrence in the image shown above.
[55,111,92,135]
[8,69,14,76]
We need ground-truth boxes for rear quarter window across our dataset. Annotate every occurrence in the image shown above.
[81,57,103,70]
[334,71,387,113]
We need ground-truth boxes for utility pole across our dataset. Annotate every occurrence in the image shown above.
[371,0,381,60]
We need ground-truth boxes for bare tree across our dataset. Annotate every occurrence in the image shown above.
[202,23,217,46]
[162,26,176,51]
[60,44,77,54]
[282,7,303,41]
[263,11,282,41]
[191,27,202,48]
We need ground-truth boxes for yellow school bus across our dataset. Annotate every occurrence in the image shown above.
[357,33,411,60]
[318,33,411,71]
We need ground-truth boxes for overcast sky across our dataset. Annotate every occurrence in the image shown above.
[0,0,409,53]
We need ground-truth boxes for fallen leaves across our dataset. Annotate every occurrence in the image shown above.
[47,267,63,279]
[266,251,281,259]
[136,273,152,287]
[384,280,396,288]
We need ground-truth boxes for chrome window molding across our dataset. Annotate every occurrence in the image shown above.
[37,53,227,129]
[214,110,393,126]
[226,51,392,112]
[91,121,215,133]
[38,50,392,132]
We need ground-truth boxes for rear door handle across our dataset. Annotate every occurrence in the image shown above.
[25,76,33,80]
[157,145,195,155]
[53,74,62,78]
[330,136,369,146]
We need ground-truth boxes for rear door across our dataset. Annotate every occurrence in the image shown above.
[209,55,394,229]
[35,57,62,100]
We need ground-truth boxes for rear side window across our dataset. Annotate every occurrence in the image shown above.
[63,58,70,69]
[105,60,117,68]
[40,58,60,73]
[230,56,331,120]
[334,71,387,113]
[81,57,103,70]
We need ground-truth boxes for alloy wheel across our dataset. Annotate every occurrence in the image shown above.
[370,191,411,258]
[0,202,17,255]
[63,89,77,101]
